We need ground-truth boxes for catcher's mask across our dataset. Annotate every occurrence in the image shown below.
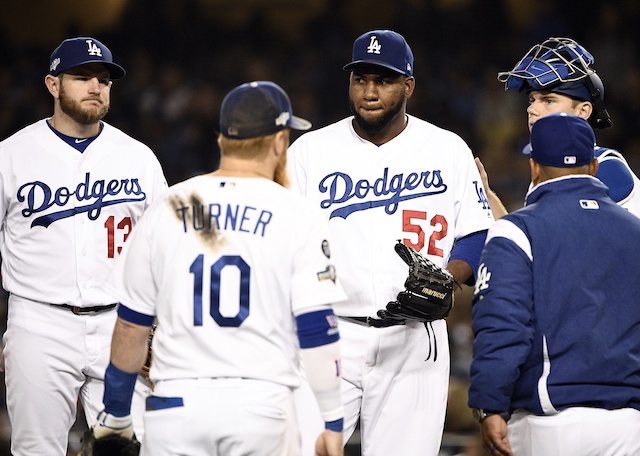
[498,37,612,129]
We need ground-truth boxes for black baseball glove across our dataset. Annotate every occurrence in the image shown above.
[377,241,455,324]
[79,430,140,456]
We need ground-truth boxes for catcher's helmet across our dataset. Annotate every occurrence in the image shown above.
[498,37,612,129]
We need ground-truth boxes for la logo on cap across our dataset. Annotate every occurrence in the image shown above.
[367,36,382,55]
[86,39,103,57]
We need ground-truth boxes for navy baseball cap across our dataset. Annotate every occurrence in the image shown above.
[343,30,414,76]
[48,37,126,80]
[220,81,312,139]
[530,113,595,167]
[528,80,592,102]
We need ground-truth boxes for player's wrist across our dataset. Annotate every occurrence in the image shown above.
[471,408,505,423]
[103,362,138,417]
[324,418,343,432]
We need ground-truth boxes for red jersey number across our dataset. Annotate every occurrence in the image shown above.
[105,216,132,258]
[402,210,447,257]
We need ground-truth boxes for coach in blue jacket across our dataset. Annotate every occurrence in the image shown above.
[468,113,640,456]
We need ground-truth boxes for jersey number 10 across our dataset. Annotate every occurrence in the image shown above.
[190,254,250,328]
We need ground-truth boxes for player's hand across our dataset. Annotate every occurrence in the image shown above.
[315,429,344,456]
[475,157,492,193]
[475,157,508,219]
[92,410,134,440]
[480,414,512,456]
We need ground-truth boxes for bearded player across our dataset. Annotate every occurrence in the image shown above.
[0,37,167,455]
[287,30,494,456]
[94,81,345,456]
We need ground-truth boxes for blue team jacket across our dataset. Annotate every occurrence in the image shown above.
[469,175,640,415]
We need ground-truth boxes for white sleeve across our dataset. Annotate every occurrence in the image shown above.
[290,206,347,313]
[300,341,344,423]
[104,204,158,316]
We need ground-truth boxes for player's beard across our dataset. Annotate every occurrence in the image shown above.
[349,97,404,136]
[59,85,110,125]
[274,152,289,188]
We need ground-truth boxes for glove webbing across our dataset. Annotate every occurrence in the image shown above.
[395,242,453,287]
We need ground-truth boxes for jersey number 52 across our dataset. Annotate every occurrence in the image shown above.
[402,209,447,256]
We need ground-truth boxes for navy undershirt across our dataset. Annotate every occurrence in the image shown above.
[47,120,102,152]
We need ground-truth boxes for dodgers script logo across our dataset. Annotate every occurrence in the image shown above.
[319,167,447,219]
[17,172,146,228]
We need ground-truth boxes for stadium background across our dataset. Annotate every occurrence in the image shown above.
[0,1,639,454]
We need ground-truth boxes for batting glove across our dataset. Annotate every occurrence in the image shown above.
[92,410,134,440]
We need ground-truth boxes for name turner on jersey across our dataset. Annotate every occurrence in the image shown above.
[174,201,273,237]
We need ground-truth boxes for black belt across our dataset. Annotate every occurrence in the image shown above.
[338,316,406,328]
[50,303,117,315]
[338,316,440,361]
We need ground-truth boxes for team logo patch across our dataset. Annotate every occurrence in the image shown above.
[50,58,61,72]
[474,263,491,296]
[317,264,337,283]
[367,36,382,54]
[579,199,599,210]
[321,239,331,258]
[275,112,290,127]
[85,39,102,56]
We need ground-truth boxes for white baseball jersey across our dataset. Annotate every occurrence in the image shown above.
[596,148,640,217]
[288,114,494,456]
[0,119,168,306]
[105,175,346,387]
[288,115,494,316]
[0,118,167,455]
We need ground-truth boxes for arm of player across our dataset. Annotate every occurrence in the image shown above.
[296,308,344,448]
[595,154,635,204]
[480,414,513,456]
[94,305,154,440]
[447,229,487,286]
[315,429,344,456]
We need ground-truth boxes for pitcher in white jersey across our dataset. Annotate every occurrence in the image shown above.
[0,37,168,455]
[96,81,346,456]
[479,37,640,219]
[287,30,494,456]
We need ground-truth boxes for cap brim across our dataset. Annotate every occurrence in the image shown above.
[289,115,312,131]
[343,60,406,75]
[99,62,127,80]
[56,61,126,80]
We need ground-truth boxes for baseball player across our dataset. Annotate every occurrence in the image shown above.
[93,81,346,456]
[469,113,640,456]
[0,37,167,455]
[480,36,640,219]
[287,30,494,456]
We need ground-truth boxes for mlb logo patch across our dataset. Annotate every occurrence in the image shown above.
[580,199,599,209]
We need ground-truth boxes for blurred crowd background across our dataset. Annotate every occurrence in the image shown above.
[1,0,639,454]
